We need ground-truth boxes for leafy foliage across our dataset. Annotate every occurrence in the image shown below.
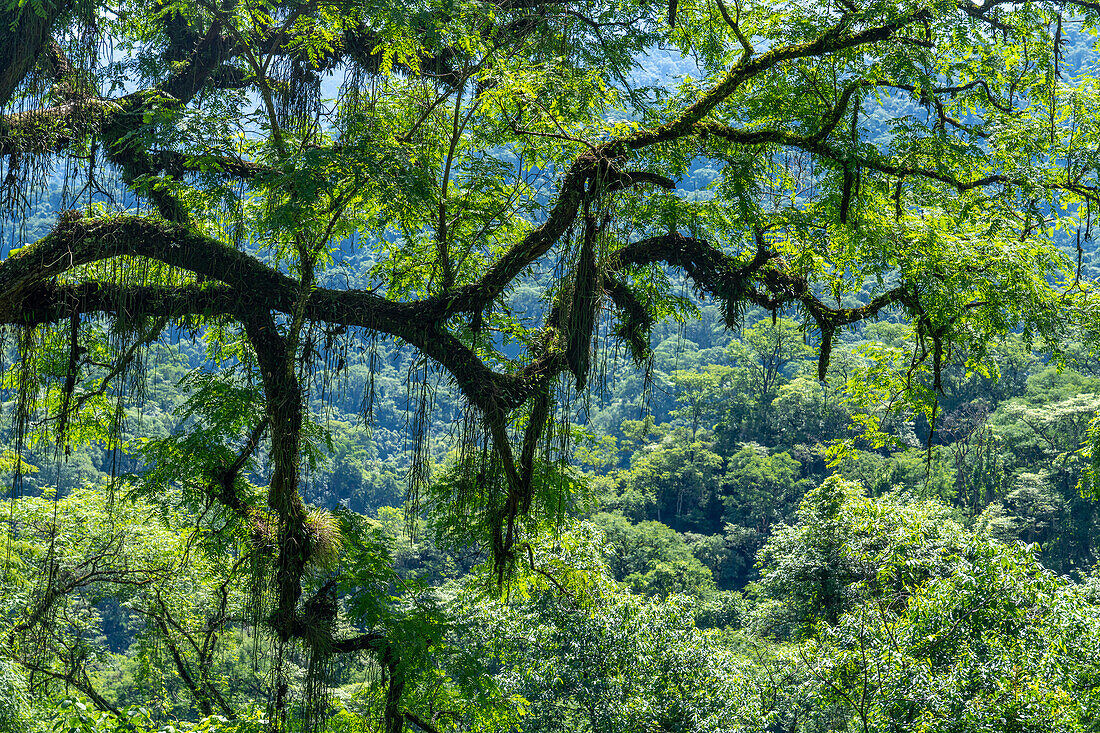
[5,0,1100,728]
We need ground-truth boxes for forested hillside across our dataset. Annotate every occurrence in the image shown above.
[5,0,1100,731]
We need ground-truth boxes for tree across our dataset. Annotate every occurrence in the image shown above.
[608,427,724,530]
[808,540,1100,732]
[977,472,1065,547]
[719,317,813,442]
[754,478,967,638]
[721,443,807,534]
[0,0,1095,727]
[468,524,735,733]
[1,485,261,720]
[941,399,1003,515]
[590,512,715,596]
[770,374,852,449]
[669,364,737,439]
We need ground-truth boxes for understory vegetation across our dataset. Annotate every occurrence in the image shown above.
[7,308,1100,733]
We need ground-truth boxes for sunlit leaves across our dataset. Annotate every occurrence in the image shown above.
[128,369,265,523]
[810,540,1100,732]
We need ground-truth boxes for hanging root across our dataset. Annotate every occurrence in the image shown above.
[518,387,551,515]
[480,381,554,582]
[817,324,835,381]
[301,580,337,733]
[603,275,653,362]
[485,408,522,580]
[839,164,855,223]
[56,308,81,449]
[405,359,433,534]
[566,214,600,389]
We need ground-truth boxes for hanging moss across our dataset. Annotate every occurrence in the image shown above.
[565,214,599,390]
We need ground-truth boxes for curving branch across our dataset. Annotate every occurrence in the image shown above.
[696,120,1015,192]
[607,233,916,379]
[616,8,930,153]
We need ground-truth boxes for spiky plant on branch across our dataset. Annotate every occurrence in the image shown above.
[0,0,1097,728]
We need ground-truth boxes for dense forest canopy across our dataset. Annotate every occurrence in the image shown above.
[5,0,1100,730]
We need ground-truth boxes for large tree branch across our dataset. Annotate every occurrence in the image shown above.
[0,210,920,415]
[616,9,928,152]
[0,218,540,416]
[0,281,242,325]
[0,98,114,156]
[696,120,1012,192]
[414,10,926,325]
[606,233,915,379]
[149,149,271,179]
[438,156,675,317]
